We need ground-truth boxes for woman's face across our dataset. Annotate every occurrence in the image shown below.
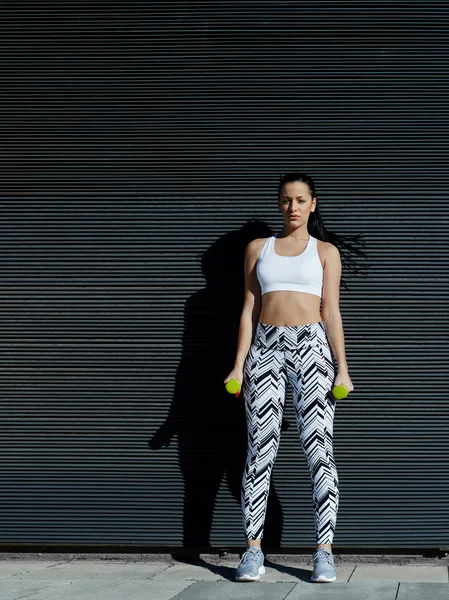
[278,181,316,228]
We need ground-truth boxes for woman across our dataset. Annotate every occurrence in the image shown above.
[224,172,366,583]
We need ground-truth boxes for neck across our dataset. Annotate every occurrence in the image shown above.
[279,225,310,239]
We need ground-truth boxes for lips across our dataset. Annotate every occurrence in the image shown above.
[289,216,299,219]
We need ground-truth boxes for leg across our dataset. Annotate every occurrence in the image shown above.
[241,340,287,545]
[287,337,339,548]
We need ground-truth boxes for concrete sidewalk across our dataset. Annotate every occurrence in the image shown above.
[1,555,449,600]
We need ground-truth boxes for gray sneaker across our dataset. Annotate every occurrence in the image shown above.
[235,546,266,582]
[311,548,336,582]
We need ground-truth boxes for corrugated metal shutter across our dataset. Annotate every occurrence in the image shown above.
[2,1,448,550]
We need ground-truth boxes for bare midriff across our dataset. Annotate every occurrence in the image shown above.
[258,291,322,327]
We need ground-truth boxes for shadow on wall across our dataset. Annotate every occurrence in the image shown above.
[149,219,291,554]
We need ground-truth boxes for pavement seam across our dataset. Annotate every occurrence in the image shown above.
[44,561,70,569]
[147,563,177,579]
[8,591,46,600]
[3,562,68,580]
[3,560,70,580]
[347,564,357,582]
[281,582,300,599]
[169,580,200,599]
[394,582,400,600]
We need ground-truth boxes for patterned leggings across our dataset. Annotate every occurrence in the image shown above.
[241,320,339,545]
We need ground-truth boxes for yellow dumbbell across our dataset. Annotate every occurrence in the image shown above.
[332,384,349,400]
[225,378,242,397]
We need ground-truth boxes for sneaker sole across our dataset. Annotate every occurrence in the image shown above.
[311,574,336,583]
[235,566,266,582]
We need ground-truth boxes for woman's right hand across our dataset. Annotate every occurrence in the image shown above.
[223,366,244,388]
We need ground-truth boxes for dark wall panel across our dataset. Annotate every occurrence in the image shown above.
[1,1,448,549]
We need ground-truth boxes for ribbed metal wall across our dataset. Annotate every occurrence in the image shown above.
[2,1,448,550]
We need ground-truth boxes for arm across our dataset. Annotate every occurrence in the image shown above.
[234,240,262,370]
[320,243,348,373]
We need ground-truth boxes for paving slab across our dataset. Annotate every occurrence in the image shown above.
[285,582,399,599]
[172,581,297,600]
[0,561,66,579]
[15,561,169,581]
[397,582,449,599]
[0,580,71,600]
[351,564,449,582]
[2,578,193,600]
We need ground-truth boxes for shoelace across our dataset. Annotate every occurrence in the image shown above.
[313,549,334,566]
[241,548,262,564]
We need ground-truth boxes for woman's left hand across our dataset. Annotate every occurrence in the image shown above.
[334,370,354,394]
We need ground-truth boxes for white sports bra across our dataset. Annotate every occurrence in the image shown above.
[256,234,323,298]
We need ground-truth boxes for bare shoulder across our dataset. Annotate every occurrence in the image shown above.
[316,239,340,269]
[246,237,270,261]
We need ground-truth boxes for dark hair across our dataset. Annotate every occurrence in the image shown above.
[278,172,369,290]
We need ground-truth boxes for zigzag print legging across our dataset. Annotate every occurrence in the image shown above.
[241,320,339,544]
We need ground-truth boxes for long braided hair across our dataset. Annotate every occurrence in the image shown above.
[278,172,369,290]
